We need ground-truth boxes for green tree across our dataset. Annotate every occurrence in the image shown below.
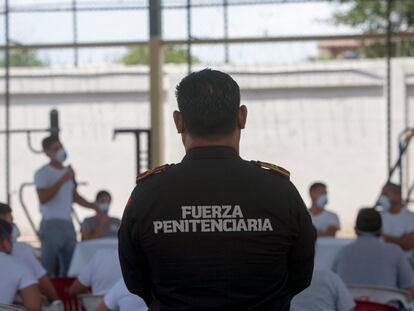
[0,50,45,67]
[121,46,199,65]
[333,0,414,57]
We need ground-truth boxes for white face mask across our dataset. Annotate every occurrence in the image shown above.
[12,224,21,242]
[316,194,328,209]
[54,147,67,163]
[377,195,391,212]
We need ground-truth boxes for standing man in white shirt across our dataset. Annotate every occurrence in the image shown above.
[34,135,100,276]
[0,219,42,311]
[379,182,414,256]
[308,182,340,237]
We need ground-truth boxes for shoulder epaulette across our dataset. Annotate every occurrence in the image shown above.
[136,164,171,183]
[253,161,290,179]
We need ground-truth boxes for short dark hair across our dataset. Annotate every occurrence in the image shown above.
[42,135,60,152]
[0,203,11,216]
[175,69,241,138]
[309,182,326,194]
[384,182,401,196]
[356,208,382,234]
[96,190,111,202]
[0,219,12,242]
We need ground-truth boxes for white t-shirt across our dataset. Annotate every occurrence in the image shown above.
[78,249,122,294]
[382,208,414,238]
[381,208,414,256]
[104,279,147,311]
[310,210,340,233]
[12,242,46,279]
[0,252,38,304]
[34,164,75,221]
[291,269,355,311]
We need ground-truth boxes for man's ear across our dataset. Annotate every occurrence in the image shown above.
[238,105,248,129]
[173,111,185,133]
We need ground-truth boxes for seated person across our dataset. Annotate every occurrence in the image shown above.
[332,208,414,296]
[0,202,58,302]
[291,269,355,311]
[378,182,414,256]
[96,279,147,311]
[81,190,120,240]
[0,219,42,311]
[308,182,340,237]
[69,248,122,295]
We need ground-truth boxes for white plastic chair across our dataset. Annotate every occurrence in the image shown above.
[42,300,64,311]
[77,294,104,311]
[347,284,412,311]
[0,304,25,311]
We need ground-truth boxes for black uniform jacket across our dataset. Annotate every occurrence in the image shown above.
[118,146,316,311]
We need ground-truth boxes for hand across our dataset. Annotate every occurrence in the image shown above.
[382,234,394,243]
[63,167,75,182]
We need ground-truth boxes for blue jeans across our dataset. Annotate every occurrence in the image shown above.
[39,219,76,277]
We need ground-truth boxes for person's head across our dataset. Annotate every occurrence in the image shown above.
[379,182,402,212]
[42,135,67,163]
[95,190,111,214]
[0,219,13,254]
[0,202,13,224]
[309,182,328,208]
[174,69,247,151]
[355,207,382,237]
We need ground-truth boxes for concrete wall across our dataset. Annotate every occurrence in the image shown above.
[0,60,413,240]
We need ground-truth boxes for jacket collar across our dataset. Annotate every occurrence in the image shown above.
[183,146,240,161]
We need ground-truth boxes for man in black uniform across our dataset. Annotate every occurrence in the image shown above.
[118,69,316,310]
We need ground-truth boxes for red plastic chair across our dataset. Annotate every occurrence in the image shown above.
[50,278,84,311]
[355,300,399,311]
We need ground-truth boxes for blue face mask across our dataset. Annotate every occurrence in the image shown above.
[12,224,20,242]
[99,203,110,214]
[377,195,391,212]
[54,147,67,163]
[316,194,328,209]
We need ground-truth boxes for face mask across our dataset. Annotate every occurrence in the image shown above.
[99,203,109,214]
[54,147,67,163]
[316,194,328,209]
[377,195,391,212]
[12,224,20,242]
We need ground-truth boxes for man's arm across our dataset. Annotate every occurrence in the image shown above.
[73,190,97,210]
[36,169,73,204]
[318,225,338,237]
[20,284,42,311]
[287,184,317,297]
[118,189,152,305]
[38,275,59,302]
[68,279,89,296]
[383,231,414,251]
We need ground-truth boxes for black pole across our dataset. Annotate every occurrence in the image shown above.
[386,0,392,175]
[50,109,59,137]
[72,0,79,67]
[187,0,192,74]
[224,0,229,64]
[5,0,11,205]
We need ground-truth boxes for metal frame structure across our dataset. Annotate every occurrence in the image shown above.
[1,0,414,206]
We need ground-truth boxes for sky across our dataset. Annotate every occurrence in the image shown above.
[0,0,356,66]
